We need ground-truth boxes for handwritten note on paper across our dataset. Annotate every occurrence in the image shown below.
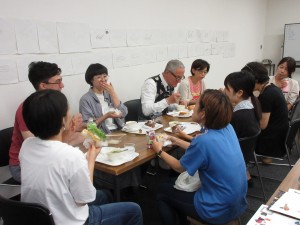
[109,29,127,47]
[91,28,110,48]
[127,30,145,46]
[113,49,130,68]
[37,21,59,53]
[187,30,198,43]
[14,19,39,54]
[57,22,91,53]
[197,30,210,43]
[0,18,17,54]
[142,47,156,64]
[0,60,18,84]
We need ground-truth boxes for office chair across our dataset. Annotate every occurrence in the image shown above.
[123,99,141,122]
[0,127,21,199]
[0,195,55,225]
[238,130,267,203]
[289,99,300,157]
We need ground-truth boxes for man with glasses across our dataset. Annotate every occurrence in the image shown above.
[9,61,82,183]
[140,59,185,120]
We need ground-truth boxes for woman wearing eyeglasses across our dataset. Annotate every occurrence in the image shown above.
[177,59,210,106]
[152,90,247,225]
[269,57,299,111]
[79,63,128,134]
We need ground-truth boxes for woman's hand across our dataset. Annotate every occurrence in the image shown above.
[152,139,163,154]
[105,111,122,119]
[86,144,101,162]
[100,82,116,96]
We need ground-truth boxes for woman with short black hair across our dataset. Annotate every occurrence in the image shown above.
[152,89,247,225]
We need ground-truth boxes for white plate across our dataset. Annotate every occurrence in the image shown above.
[122,122,163,134]
[167,110,193,118]
[96,147,139,166]
[164,122,201,135]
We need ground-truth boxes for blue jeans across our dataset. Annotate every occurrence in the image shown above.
[87,202,143,225]
[86,190,143,225]
[157,178,200,225]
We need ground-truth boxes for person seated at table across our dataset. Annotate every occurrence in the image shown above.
[177,59,209,106]
[269,57,299,111]
[9,61,83,183]
[224,71,261,185]
[152,89,247,225]
[20,89,143,225]
[80,63,128,134]
[140,59,184,120]
[242,62,289,164]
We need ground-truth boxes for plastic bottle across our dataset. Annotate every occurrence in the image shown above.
[87,118,96,130]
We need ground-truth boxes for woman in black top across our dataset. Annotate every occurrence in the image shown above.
[242,62,289,163]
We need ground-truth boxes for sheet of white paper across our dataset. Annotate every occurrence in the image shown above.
[37,21,59,53]
[223,43,235,58]
[17,55,44,82]
[0,60,18,84]
[127,30,145,46]
[203,43,212,56]
[128,48,143,66]
[113,49,130,68]
[72,51,113,74]
[44,54,73,76]
[188,43,204,57]
[187,29,198,43]
[178,45,188,58]
[142,47,156,64]
[109,29,127,47]
[15,19,39,54]
[57,22,91,53]
[156,46,168,61]
[91,28,110,48]
[168,45,179,59]
[216,31,224,42]
[0,18,17,54]
[197,30,210,43]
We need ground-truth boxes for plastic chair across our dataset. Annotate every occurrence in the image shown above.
[0,127,21,199]
[238,130,267,203]
[123,99,141,122]
[0,194,55,225]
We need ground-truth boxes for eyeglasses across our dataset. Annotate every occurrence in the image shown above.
[196,68,208,74]
[44,78,63,85]
[94,74,109,80]
[169,71,185,81]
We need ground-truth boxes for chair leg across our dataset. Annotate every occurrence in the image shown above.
[253,153,267,203]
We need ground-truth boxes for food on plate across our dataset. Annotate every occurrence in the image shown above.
[169,121,180,127]
[171,124,184,133]
[187,105,195,111]
[156,133,168,142]
[145,120,156,128]
[139,129,142,134]
[179,111,188,116]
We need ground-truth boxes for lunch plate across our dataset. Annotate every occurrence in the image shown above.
[164,122,201,135]
[96,147,139,166]
[167,110,193,118]
[122,122,163,134]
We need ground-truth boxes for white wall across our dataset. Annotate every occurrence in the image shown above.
[263,0,300,80]
[0,0,268,130]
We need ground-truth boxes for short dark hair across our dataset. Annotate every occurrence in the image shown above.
[278,57,296,78]
[198,89,232,129]
[85,63,108,86]
[191,59,210,75]
[23,90,68,140]
[241,61,269,84]
[224,71,262,121]
[28,61,61,90]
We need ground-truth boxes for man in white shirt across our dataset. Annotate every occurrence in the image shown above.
[140,59,185,120]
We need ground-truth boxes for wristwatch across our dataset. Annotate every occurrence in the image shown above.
[157,149,163,158]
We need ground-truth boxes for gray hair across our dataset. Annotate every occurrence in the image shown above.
[164,59,185,73]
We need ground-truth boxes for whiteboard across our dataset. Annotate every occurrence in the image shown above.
[283,23,300,61]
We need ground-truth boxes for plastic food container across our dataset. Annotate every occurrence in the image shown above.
[106,134,126,145]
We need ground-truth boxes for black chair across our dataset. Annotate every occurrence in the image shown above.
[0,127,21,199]
[238,130,267,203]
[124,99,141,122]
[289,99,300,157]
[0,195,55,225]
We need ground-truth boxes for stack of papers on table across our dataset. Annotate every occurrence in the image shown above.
[246,204,300,225]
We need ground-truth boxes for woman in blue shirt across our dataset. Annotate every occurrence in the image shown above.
[152,89,247,225]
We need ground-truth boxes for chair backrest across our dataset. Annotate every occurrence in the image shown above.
[289,98,300,122]
[285,118,300,150]
[0,195,55,225]
[0,127,14,167]
[238,130,261,164]
[124,99,141,122]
